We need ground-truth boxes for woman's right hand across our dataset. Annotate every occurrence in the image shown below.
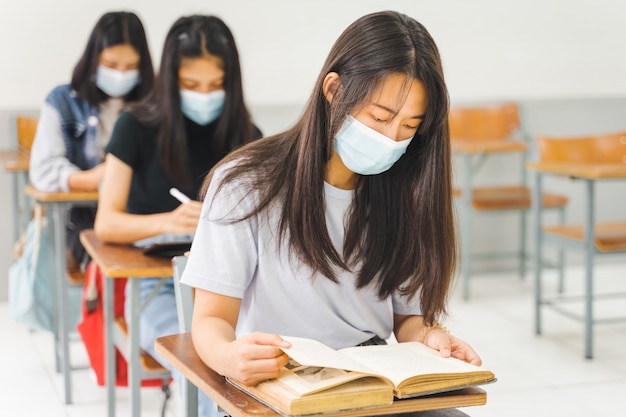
[165,201,203,235]
[221,332,292,386]
[190,289,291,386]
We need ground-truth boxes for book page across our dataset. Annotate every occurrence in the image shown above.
[280,336,377,375]
[339,342,487,387]
[278,337,392,397]
[275,358,387,397]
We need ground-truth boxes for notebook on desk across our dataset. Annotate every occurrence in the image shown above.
[142,241,192,258]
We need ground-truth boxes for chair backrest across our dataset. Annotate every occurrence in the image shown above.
[16,116,39,152]
[449,102,520,142]
[536,131,626,165]
[172,255,192,332]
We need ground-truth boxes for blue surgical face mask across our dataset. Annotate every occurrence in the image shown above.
[95,65,140,98]
[334,116,413,175]
[180,89,225,125]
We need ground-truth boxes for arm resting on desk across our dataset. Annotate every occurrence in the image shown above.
[94,154,202,243]
[29,103,79,192]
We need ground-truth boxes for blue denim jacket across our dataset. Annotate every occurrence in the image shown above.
[45,84,101,170]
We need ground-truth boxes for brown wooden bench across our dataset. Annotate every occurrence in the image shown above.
[454,185,568,211]
[114,317,169,374]
[543,222,626,253]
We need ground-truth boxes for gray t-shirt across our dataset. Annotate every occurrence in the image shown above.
[181,165,422,350]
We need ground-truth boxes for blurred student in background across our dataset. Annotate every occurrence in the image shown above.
[94,15,261,416]
[29,11,154,279]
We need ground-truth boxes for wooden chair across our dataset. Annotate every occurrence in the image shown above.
[529,131,626,358]
[2,115,38,241]
[16,115,38,152]
[450,102,569,299]
[113,317,172,379]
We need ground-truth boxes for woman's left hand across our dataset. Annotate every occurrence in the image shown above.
[423,328,482,366]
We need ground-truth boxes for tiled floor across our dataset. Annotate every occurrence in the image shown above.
[2,261,626,417]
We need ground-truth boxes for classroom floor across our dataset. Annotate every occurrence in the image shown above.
[2,261,626,417]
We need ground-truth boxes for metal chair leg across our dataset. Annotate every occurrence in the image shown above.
[557,206,566,293]
[520,210,527,279]
[583,179,595,359]
[532,172,543,335]
[461,154,473,300]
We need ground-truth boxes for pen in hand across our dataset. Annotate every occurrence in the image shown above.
[169,187,191,204]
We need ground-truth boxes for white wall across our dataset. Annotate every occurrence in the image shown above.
[2,0,626,300]
[2,0,626,111]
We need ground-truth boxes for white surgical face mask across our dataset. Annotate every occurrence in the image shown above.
[95,65,140,97]
[180,89,225,125]
[334,116,413,175]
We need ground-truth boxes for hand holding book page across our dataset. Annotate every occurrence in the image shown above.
[226,336,494,416]
[277,336,496,398]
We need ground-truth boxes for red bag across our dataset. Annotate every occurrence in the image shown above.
[76,261,166,387]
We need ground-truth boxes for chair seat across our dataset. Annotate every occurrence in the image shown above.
[452,140,526,154]
[543,222,626,252]
[454,186,569,210]
[114,317,169,373]
[67,270,85,286]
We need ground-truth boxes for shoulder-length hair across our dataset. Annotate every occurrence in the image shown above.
[71,11,154,106]
[207,11,455,324]
[130,15,256,186]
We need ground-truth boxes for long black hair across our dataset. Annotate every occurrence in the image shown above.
[71,11,154,106]
[206,11,455,324]
[129,15,256,186]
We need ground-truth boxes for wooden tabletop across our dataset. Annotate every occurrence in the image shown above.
[157,333,276,417]
[527,161,626,179]
[80,229,172,278]
[24,183,99,202]
[155,333,481,417]
[0,149,29,172]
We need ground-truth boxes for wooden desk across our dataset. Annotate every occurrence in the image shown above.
[156,333,482,417]
[452,136,568,300]
[0,149,30,171]
[80,229,172,417]
[24,184,98,404]
[0,149,30,240]
[527,161,626,359]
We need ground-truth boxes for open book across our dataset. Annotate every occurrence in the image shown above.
[227,336,496,416]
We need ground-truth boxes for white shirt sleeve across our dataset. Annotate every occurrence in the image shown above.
[181,167,259,298]
[29,102,80,192]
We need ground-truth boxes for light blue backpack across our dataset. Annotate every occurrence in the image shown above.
[8,205,82,332]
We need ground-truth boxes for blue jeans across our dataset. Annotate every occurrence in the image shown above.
[126,277,225,417]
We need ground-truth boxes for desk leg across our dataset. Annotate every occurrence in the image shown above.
[12,171,31,242]
[18,171,31,237]
[460,154,473,300]
[50,203,72,404]
[584,179,595,359]
[104,274,116,417]
[184,378,199,417]
[45,206,61,374]
[11,172,19,242]
[128,279,141,417]
[532,172,543,335]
